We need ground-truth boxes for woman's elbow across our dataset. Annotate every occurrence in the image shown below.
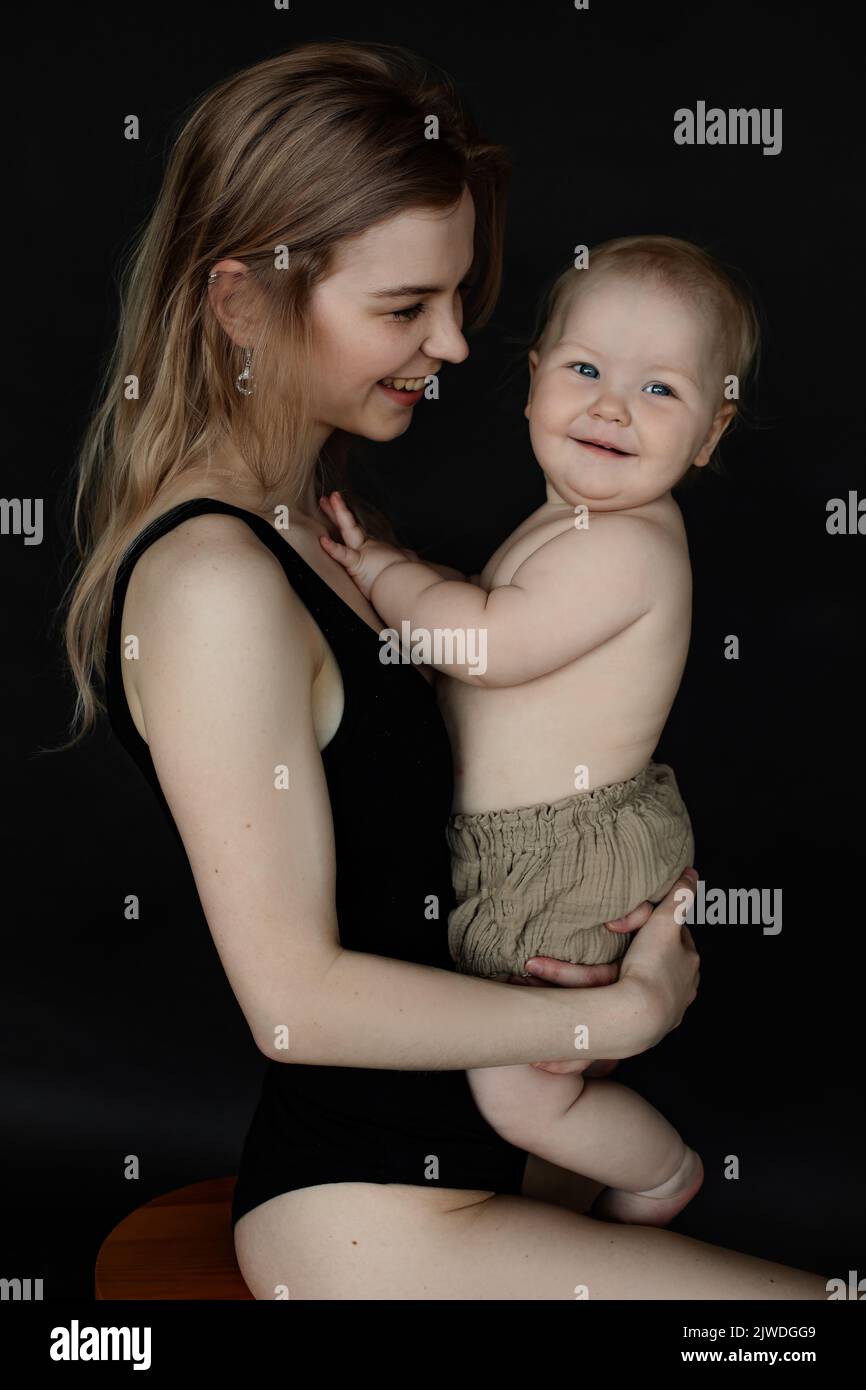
[247,955,338,1062]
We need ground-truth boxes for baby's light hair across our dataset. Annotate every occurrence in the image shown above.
[529,234,762,481]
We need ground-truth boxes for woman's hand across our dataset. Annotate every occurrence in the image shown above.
[507,872,700,1068]
[319,491,412,601]
[615,868,700,1053]
[505,898,655,1074]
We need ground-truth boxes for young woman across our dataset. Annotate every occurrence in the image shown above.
[61,40,827,1298]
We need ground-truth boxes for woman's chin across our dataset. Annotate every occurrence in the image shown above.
[365,406,414,440]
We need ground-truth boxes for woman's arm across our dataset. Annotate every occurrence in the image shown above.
[132,519,695,1071]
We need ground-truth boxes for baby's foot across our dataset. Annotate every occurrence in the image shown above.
[589,1146,704,1227]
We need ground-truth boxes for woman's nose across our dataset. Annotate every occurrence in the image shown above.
[422,312,470,365]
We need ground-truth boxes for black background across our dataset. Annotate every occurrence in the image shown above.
[5,1,864,1298]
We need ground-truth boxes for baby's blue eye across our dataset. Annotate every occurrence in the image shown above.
[570,362,599,378]
[644,382,673,396]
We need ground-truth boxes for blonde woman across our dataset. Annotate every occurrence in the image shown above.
[60,40,826,1299]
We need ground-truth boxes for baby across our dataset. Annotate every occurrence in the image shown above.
[320,233,760,1226]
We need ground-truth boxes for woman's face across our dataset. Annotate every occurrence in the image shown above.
[306,185,476,448]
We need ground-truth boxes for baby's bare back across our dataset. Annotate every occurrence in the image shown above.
[439,493,692,815]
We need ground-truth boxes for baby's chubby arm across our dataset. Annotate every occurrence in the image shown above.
[395,517,659,685]
[321,492,655,686]
[393,556,486,588]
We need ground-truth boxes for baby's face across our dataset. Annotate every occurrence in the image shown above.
[524,275,735,510]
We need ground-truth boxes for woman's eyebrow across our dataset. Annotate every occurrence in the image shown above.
[367,260,475,298]
[367,282,440,298]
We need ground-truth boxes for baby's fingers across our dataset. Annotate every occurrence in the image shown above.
[318,494,338,523]
[326,490,367,549]
[318,490,355,534]
[319,533,361,574]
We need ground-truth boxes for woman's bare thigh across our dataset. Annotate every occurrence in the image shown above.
[233,1179,829,1301]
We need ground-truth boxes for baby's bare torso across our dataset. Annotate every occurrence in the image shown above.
[439,493,692,815]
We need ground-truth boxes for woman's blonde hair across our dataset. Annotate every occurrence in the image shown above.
[56,39,510,749]
[527,234,762,481]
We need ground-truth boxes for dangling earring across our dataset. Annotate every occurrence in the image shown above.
[236,345,254,396]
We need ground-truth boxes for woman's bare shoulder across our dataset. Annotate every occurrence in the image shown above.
[129,510,309,626]
[130,508,275,587]
[122,510,323,711]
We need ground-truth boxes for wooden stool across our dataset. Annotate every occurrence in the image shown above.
[95,1176,254,1300]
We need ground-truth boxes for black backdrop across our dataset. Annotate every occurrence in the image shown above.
[5,0,864,1300]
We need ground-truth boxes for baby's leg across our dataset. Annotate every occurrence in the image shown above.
[467,1065,704,1227]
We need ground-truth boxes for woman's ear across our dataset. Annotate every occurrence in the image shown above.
[207,258,261,347]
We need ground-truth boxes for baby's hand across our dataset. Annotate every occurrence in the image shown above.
[318,491,411,601]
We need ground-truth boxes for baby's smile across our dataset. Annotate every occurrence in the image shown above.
[570,433,636,459]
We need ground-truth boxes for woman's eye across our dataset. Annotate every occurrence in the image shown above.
[390,303,426,323]
[644,382,674,397]
[569,362,599,378]
[391,281,474,324]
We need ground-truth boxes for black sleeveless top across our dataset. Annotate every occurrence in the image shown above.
[104,498,529,1225]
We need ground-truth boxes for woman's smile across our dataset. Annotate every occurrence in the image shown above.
[376,378,427,406]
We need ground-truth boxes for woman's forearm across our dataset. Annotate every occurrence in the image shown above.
[260,945,642,1068]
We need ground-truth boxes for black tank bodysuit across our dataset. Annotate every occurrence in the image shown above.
[103,498,530,1227]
